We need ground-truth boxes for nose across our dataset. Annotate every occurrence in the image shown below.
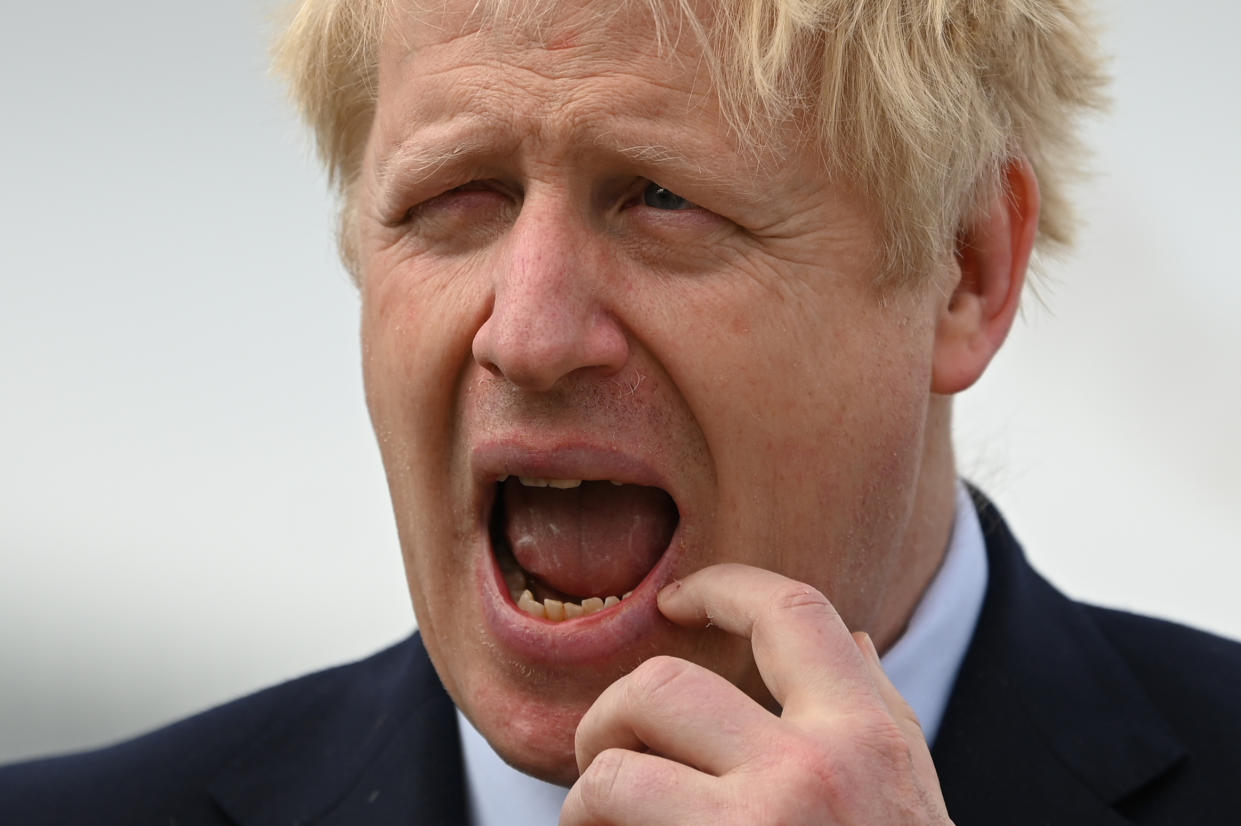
[472,211,630,392]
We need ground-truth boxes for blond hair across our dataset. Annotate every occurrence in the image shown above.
[273,0,1106,284]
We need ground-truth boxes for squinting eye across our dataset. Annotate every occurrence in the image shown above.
[642,182,696,211]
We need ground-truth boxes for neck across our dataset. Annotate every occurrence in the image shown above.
[870,395,958,654]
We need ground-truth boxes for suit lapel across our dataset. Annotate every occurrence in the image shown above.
[933,491,1185,825]
[209,634,467,826]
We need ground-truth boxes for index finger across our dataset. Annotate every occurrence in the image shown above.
[657,563,877,717]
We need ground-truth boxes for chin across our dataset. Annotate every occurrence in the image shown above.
[433,638,622,786]
[468,683,587,786]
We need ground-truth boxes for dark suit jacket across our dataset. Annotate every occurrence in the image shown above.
[4,494,1240,824]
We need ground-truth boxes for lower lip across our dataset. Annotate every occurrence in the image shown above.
[476,524,683,667]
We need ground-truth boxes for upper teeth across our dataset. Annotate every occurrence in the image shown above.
[516,477,626,489]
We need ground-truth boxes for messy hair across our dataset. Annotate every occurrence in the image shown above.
[273,0,1106,284]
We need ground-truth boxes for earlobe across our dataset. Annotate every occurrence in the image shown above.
[931,157,1040,394]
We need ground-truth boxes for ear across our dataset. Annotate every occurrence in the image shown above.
[931,156,1040,394]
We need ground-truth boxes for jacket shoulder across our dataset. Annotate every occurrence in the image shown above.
[1089,605,1241,706]
[1088,607,1241,779]
[941,488,1241,825]
[1077,606,1241,821]
[0,635,420,826]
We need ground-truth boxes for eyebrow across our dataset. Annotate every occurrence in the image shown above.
[608,140,706,174]
[371,119,750,212]
[372,122,499,199]
[603,137,758,210]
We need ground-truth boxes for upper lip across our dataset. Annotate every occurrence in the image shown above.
[471,439,675,495]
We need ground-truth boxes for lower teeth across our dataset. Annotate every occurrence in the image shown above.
[517,589,633,621]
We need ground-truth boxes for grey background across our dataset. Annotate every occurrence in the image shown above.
[2,1,1238,763]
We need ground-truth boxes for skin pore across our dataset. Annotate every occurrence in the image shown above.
[352,0,1030,789]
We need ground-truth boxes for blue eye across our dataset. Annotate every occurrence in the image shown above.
[642,182,696,211]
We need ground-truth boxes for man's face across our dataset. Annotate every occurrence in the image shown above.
[357,0,950,784]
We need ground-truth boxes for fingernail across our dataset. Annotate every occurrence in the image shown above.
[656,579,682,605]
[862,632,880,661]
[858,632,878,659]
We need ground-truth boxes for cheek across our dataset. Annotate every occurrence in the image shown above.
[360,255,488,442]
[644,271,935,470]
[358,256,490,576]
[641,271,937,581]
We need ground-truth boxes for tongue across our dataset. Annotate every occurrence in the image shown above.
[502,480,677,598]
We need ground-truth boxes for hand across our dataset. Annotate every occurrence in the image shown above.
[560,563,953,825]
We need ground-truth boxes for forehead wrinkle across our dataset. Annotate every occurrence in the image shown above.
[377,92,716,178]
[370,52,759,208]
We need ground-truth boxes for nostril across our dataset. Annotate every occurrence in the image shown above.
[470,316,508,379]
[472,272,630,389]
[477,359,504,378]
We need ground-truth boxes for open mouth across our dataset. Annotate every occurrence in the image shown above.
[489,476,679,621]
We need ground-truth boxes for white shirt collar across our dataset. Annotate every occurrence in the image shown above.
[457,480,989,826]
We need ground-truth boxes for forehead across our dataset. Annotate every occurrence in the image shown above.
[385,0,688,88]
[392,0,659,46]
[364,0,793,204]
[382,0,703,61]
[374,0,716,124]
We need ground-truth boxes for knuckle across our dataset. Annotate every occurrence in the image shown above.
[790,735,838,788]
[627,655,694,705]
[802,747,868,812]
[768,581,833,619]
[577,748,628,817]
[751,735,844,816]
[845,711,918,774]
[772,718,917,811]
